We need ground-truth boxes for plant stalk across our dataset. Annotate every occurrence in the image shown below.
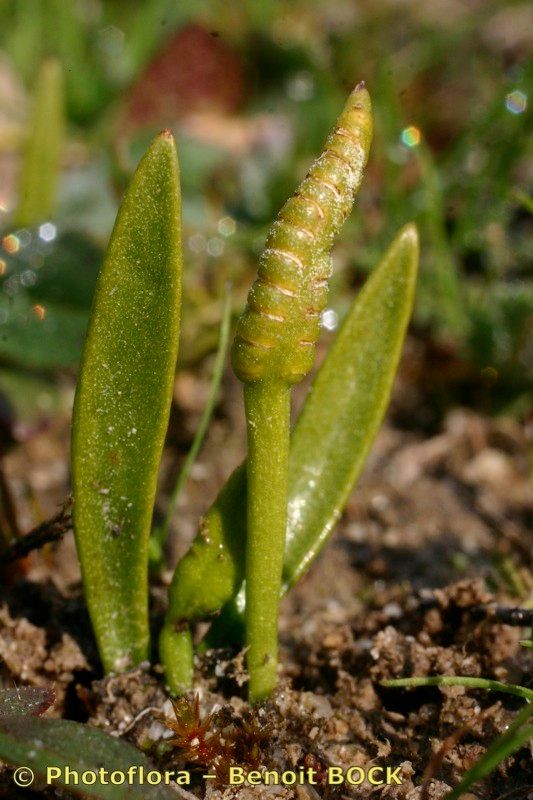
[244,379,290,702]
[159,624,194,696]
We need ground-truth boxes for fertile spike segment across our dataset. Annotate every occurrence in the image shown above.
[232,82,373,385]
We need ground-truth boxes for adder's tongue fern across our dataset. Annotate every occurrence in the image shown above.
[233,83,373,701]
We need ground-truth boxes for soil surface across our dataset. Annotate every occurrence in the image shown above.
[0,353,531,799]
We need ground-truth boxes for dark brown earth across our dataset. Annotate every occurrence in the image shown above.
[0,345,531,799]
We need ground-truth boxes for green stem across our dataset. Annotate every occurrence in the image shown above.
[244,380,290,702]
[159,623,194,696]
[382,675,533,702]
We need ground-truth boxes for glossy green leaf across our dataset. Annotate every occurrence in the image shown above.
[72,131,182,673]
[0,716,180,799]
[163,223,419,676]
[283,223,418,585]
[14,58,64,229]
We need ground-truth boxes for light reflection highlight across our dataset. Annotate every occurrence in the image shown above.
[218,216,236,237]
[32,304,46,321]
[401,126,422,147]
[321,308,338,331]
[188,233,207,253]
[207,237,224,257]
[505,90,527,115]
[39,222,57,242]
[2,234,20,254]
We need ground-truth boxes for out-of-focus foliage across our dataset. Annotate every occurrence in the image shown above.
[0,687,179,799]
[0,232,100,368]
[0,0,531,426]
[14,58,64,228]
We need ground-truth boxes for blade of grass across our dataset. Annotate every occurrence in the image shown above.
[4,0,44,85]
[150,283,232,565]
[415,144,469,339]
[382,676,533,703]
[14,58,64,228]
[444,703,533,800]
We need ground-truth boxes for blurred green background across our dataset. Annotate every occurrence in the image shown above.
[0,0,531,439]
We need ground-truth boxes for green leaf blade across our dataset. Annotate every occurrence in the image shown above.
[284,222,419,586]
[72,131,182,673]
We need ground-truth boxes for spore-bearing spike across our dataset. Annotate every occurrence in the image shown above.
[232,83,373,386]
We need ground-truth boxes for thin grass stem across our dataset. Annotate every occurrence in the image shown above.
[382,675,533,702]
[152,285,232,561]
